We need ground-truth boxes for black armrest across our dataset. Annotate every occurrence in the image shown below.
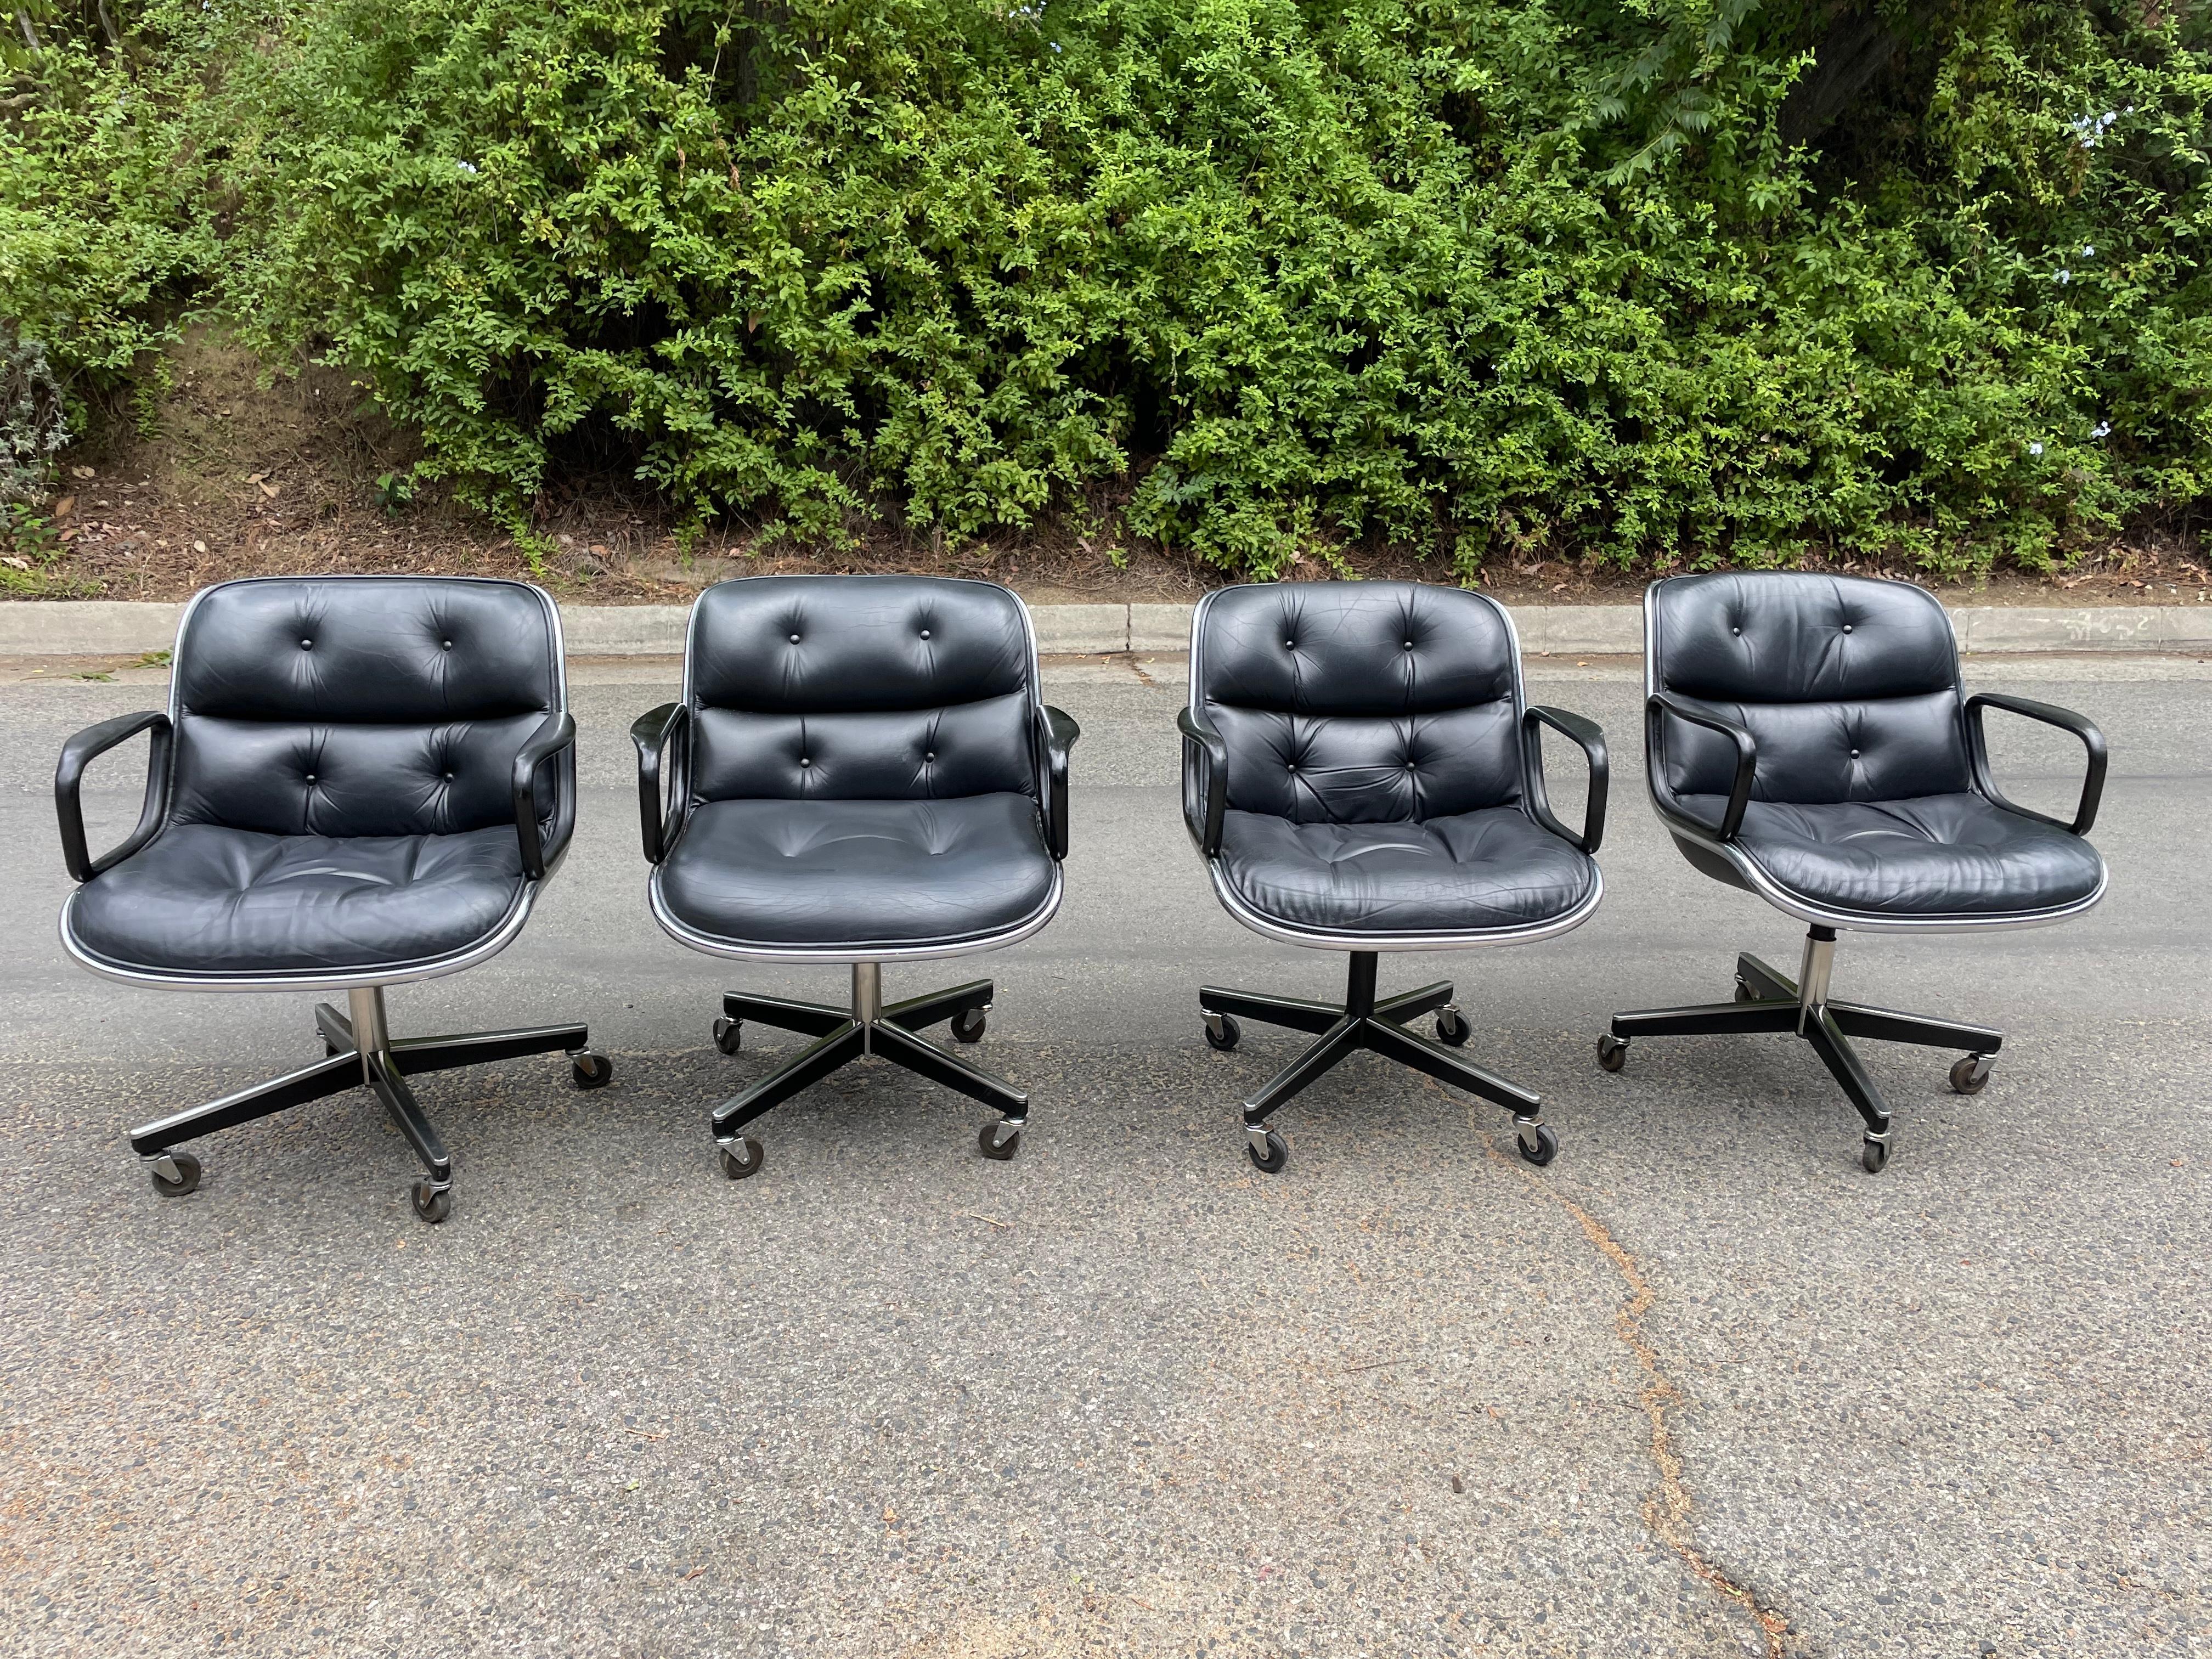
[631,701,690,866]
[1966,692,2107,836]
[511,710,576,880]
[55,709,173,883]
[1177,706,1229,857]
[1645,692,1757,842]
[1521,705,1609,855]
[1036,703,1080,860]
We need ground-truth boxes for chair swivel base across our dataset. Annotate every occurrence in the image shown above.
[708,964,1028,1177]
[127,985,612,1223]
[1598,926,2001,1173]
[1200,950,1556,1175]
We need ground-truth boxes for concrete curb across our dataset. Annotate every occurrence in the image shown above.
[0,600,188,655]
[2,597,2208,658]
[562,605,692,656]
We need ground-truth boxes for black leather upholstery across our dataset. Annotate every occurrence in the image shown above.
[652,576,1063,952]
[1216,807,1596,934]
[71,825,528,974]
[686,578,1036,803]
[60,577,569,978]
[1672,794,2105,917]
[660,797,1060,949]
[1648,572,2106,920]
[1190,582,1598,938]
[171,578,566,836]
[1201,582,1523,823]
[1651,572,1969,804]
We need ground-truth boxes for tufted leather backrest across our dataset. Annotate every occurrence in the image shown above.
[685,576,1037,803]
[1194,582,1525,824]
[1649,572,1969,804]
[168,577,564,837]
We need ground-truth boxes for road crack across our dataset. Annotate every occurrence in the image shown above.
[1480,1129,1795,1657]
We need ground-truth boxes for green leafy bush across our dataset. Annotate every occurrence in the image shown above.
[8,0,2212,575]
[0,322,67,503]
[1,319,70,580]
[0,2,230,415]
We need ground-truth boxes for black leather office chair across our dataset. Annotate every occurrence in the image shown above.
[633,575,1077,1176]
[1180,581,1608,1173]
[54,576,610,1223]
[1600,571,2108,1172]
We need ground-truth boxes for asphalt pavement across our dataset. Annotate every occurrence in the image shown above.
[1,650,2207,1658]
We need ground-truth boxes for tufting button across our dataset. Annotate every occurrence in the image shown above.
[1403,640,1414,651]
[443,771,454,781]
[926,751,936,761]
[300,639,313,650]
[442,639,453,650]
[919,629,931,640]
[1284,639,1296,649]
[1731,626,1741,636]
[1404,760,1417,770]
[799,757,811,768]
[1850,748,1860,758]
[304,773,317,783]
[1842,623,1854,634]
[1285,763,1297,773]
[789,633,801,644]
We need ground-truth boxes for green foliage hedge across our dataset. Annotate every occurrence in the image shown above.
[4,0,2209,574]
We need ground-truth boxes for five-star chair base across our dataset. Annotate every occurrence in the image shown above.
[1199,950,1557,1175]
[1599,926,2001,1173]
[708,964,1029,1177]
[128,985,612,1223]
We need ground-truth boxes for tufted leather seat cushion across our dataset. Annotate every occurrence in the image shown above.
[69,824,527,975]
[1649,571,2106,922]
[1191,581,1594,943]
[63,577,569,980]
[1215,807,1597,935]
[657,795,1058,950]
[1675,793,2104,918]
[656,576,1058,953]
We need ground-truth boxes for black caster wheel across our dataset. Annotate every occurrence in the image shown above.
[148,1151,202,1198]
[1734,977,1756,1003]
[1860,1135,1891,1175]
[1204,1013,1242,1052]
[952,1008,988,1045]
[1516,1122,1558,1166]
[718,1137,764,1180]
[1596,1033,1629,1073]
[713,1017,743,1056]
[979,1120,1022,1160]
[410,1180,453,1223]
[1948,1054,1993,1096]
[571,1050,613,1089]
[1435,1007,1470,1047]
[1246,1128,1288,1174]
